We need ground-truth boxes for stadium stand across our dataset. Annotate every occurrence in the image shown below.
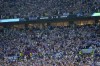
[0,0,100,66]
[0,0,100,19]
[0,24,100,66]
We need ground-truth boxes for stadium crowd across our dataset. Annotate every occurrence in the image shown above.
[0,0,100,19]
[0,24,100,66]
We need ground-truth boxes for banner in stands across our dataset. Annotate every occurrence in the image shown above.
[81,49,95,54]
[96,62,100,66]
[92,13,100,16]
[0,18,20,23]
[40,17,49,19]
